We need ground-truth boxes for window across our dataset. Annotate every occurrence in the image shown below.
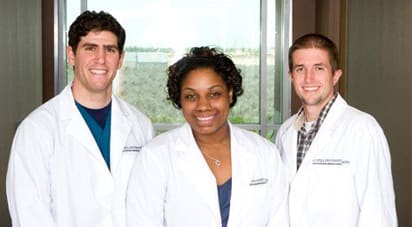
[59,0,291,140]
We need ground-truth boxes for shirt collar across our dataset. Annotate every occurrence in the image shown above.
[293,93,338,131]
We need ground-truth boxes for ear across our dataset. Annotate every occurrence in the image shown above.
[288,71,293,81]
[332,69,342,86]
[67,46,75,66]
[117,51,125,69]
[229,88,233,104]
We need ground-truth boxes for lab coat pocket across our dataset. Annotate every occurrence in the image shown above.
[249,178,269,187]
[243,177,271,225]
[308,164,351,211]
[247,177,271,204]
[248,177,270,202]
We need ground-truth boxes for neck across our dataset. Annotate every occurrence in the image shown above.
[303,106,321,122]
[303,93,336,121]
[71,86,112,109]
[194,124,230,146]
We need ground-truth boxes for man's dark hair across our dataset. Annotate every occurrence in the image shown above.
[68,10,126,54]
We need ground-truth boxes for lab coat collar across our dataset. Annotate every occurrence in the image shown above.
[292,93,347,135]
[317,93,348,131]
[174,123,220,219]
[109,97,132,172]
[57,85,106,170]
[174,123,257,225]
[295,93,348,174]
[228,124,258,226]
[57,84,132,173]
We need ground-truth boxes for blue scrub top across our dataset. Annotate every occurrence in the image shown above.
[75,101,112,170]
[218,178,232,227]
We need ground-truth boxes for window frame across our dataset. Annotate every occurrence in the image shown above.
[54,0,292,140]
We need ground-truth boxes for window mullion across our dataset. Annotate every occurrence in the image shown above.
[56,0,67,94]
[81,0,87,11]
[282,0,292,121]
[260,0,268,137]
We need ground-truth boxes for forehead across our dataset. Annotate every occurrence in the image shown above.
[292,48,331,66]
[79,30,118,46]
[182,68,225,88]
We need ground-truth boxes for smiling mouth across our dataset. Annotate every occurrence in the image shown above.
[196,116,214,121]
[90,69,107,75]
[302,86,319,92]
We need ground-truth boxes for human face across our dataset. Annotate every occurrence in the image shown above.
[67,30,124,97]
[180,68,233,138]
[289,48,341,112]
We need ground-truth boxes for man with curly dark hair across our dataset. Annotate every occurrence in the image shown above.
[127,46,289,227]
[6,10,154,227]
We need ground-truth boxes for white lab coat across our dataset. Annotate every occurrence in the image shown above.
[6,84,154,227]
[126,123,289,227]
[275,94,397,227]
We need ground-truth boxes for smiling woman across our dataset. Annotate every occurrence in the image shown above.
[126,46,289,227]
[167,48,241,146]
[63,0,291,139]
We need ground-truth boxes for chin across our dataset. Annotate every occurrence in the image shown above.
[301,97,323,106]
[192,126,215,135]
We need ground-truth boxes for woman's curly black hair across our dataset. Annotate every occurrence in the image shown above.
[167,46,243,109]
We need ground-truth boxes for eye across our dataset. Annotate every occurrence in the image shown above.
[106,46,118,53]
[209,92,221,98]
[294,66,304,73]
[85,45,96,52]
[183,94,197,101]
[315,66,325,71]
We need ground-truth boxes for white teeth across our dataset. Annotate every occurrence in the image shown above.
[197,116,213,121]
[303,87,318,91]
[90,69,107,75]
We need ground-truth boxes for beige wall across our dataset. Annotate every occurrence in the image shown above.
[294,0,411,226]
[346,1,412,226]
[0,0,42,226]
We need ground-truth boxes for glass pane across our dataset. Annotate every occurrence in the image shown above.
[63,0,291,136]
[86,0,261,124]
[65,2,81,83]
[268,1,287,124]
[229,49,260,124]
[269,0,284,124]
[266,129,278,141]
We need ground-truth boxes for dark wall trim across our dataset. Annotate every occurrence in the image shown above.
[291,0,346,113]
[42,0,55,102]
[338,0,347,97]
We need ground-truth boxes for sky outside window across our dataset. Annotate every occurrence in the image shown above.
[64,0,288,138]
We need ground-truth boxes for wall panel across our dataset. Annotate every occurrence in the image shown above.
[0,0,42,225]
[347,1,412,226]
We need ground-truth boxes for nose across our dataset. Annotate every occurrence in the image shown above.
[196,96,211,111]
[304,69,315,82]
[95,48,106,64]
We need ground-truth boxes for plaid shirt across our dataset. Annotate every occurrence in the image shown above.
[295,93,338,170]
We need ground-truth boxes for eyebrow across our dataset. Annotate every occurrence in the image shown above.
[292,64,304,69]
[81,43,119,50]
[182,84,225,91]
[293,63,325,68]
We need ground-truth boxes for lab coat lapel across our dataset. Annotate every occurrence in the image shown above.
[109,97,132,172]
[175,124,221,216]
[61,86,103,162]
[227,125,257,226]
[296,94,346,173]
[298,128,333,171]
[67,110,103,158]
[281,125,299,181]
